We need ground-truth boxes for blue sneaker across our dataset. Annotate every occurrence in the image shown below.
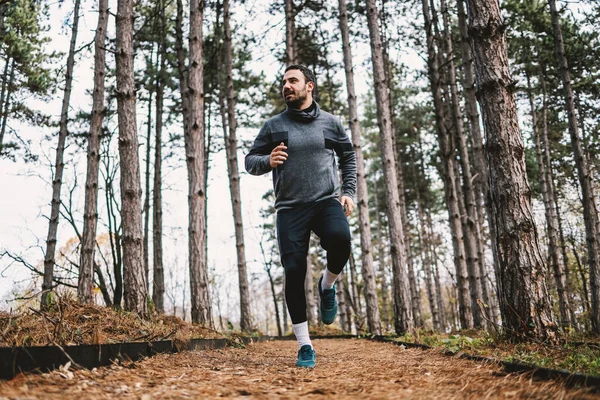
[296,345,316,368]
[318,276,338,325]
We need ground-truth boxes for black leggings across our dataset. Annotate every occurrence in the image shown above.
[277,199,351,324]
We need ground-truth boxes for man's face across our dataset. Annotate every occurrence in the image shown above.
[281,69,313,108]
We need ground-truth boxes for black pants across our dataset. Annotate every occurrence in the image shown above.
[276,198,351,324]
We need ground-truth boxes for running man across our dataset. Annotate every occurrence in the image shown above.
[245,64,357,368]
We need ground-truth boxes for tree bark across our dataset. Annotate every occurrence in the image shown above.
[422,0,472,329]
[305,251,316,326]
[285,0,295,65]
[457,0,497,325]
[116,0,148,316]
[548,0,600,333]
[222,0,251,331]
[373,180,390,331]
[526,70,570,329]
[414,132,440,331]
[143,86,152,296]
[441,0,483,328]
[152,0,166,314]
[187,0,212,326]
[338,0,382,335]
[466,0,557,341]
[79,0,108,304]
[365,0,412,334]
[41,0,81,308]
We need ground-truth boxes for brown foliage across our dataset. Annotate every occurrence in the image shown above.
[0,297,220,347]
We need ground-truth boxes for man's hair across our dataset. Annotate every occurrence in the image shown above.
[284,64,316,87]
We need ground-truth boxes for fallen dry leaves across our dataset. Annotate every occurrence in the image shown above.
[1,338,597,399]
[0,298,221,347]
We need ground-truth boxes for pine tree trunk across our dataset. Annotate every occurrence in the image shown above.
[152,0,166,314]
[0,58,14,153]
[0,55,11,153]
[176,0,190,137]
[548,0,600,333]
[143,82,153,295]
[116,0,148,316]
[441,0,484,328]
[466,0,557,341]
[285,0,295,65]
[336,272,350,332]
[432,248,447,329]
[338,0,382,335]
[374,183,390,331]
[41,0,81,308]
[79,0,108,304]
[222,0,251,331]
[105,163,123,307]
[457,0,497,324]
[526,72,571,329]
[186,0,211,326]
[366,0,412,334]
[542,79,577,327]
[305,251,316,326]
[422,0,472,330]
[348,251,365,330]
[414,135,440,331]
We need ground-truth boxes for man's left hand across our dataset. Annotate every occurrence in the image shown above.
[341,196,355,217]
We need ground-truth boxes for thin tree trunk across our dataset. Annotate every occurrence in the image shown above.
[79,0,108,304]
[143,81,153,295]
[338,0,381,335]
[222,0,251,331]
[0,55,11,153]
[285,0,295,65]
[41,0,81,308]
[365,0,412,334]
[466,0,556,341]
[526,71,570,329]
[432,243,447,329]
[373,180,390,331]
[116,0,147,316]
[305,251,316,326]
[185,0,212,326]
[152,0,166,314]
[414,133,440,331]
[336,271,350,332]
[441,0,483,328]
[422,0,472,330]
[176,0,190,137]
[548,0,600,333]
[105,158,123,307]
[348,251,364,330]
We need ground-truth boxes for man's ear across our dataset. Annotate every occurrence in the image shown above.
[307,81,315,92]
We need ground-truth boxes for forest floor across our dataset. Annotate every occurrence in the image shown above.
[1,338,598,399]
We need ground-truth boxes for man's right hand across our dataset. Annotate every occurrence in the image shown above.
[270,142,288,168]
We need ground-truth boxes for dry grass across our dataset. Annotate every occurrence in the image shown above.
[0,297,221,347]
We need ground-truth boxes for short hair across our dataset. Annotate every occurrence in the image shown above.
[284,64,316,87]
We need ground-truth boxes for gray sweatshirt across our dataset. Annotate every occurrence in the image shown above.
[245,102,357,210]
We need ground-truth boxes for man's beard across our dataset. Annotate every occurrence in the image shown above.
[283,86,308,109]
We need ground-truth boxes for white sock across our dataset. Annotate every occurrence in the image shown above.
[320,268,339,290]
[292,321,312,349]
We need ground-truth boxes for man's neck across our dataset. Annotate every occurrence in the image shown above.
[296,97,313,111]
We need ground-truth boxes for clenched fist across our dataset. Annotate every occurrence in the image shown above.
[270,142,288,168]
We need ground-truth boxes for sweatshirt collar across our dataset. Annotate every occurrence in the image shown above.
[285,101,320,122]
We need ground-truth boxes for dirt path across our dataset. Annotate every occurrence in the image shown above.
[0,338,596,399]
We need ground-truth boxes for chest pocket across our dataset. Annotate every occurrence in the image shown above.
[270,131,288,147]
[323,128,353,157]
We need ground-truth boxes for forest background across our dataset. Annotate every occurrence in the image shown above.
[0,0,598,340]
